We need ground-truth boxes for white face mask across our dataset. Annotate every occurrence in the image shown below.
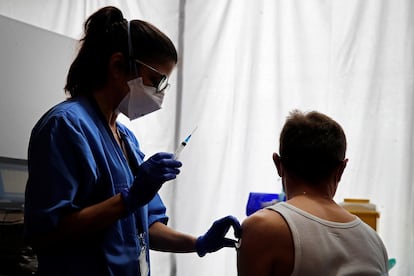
[117,77,165,120]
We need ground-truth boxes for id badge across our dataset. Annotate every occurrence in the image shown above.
[138,233,149,276]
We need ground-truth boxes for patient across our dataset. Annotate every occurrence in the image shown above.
[237,110,389,276]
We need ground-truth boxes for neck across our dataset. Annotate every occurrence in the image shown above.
[289,190,334,202]
[284,176,338,201]
[92,90,119,127]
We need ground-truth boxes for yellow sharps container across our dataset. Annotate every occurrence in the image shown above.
[340,198,380,231]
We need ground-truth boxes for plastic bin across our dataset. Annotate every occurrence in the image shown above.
[340,198,379,231]
[246,192,286,216]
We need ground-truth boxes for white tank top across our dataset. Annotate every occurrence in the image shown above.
[267,202,389,276]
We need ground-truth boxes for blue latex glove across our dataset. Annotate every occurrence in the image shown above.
[122,152,182,212]
[195,215,242,257]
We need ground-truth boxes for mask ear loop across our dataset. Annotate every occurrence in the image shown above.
[127,21,138,75]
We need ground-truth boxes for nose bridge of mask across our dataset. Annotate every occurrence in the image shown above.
[129,77,157,95]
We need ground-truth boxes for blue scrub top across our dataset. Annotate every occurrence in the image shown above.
[24,96,168,276]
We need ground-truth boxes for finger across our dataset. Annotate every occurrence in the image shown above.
[223,216,242,238]
[232,223,242,238]
[152,152,174,160]
[162,159,182,168]
[222,238,237,248]
[161,173,178,182]
[161,167,181,175]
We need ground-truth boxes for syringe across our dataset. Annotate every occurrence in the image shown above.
[174,126,198,160]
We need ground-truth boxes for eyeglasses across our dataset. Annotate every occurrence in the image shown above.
[133,59,169,93]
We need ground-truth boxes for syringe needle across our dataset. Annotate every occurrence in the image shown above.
[174,126,198,160]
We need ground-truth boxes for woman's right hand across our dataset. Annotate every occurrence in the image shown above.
[122,152,182,212]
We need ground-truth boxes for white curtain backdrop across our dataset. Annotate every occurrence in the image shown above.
[0,0,413,275]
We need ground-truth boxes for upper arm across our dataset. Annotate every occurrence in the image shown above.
[237,209,294,276]
[25,116,95,238]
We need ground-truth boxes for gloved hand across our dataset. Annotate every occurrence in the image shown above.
[195,215,242,257]
[122,152,182,213]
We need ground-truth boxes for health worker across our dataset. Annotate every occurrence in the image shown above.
[24,6,241,276]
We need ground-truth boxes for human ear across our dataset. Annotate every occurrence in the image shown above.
[108,52,127,80]
[272,153,284,177]
[335,158,348,182]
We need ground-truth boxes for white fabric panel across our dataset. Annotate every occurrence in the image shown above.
[330,1,414,275]
[0,0,179,39]
[1,0,413,275]
[176,0,413,275]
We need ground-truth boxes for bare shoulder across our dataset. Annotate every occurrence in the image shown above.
[242,208,288,236]
[242,208,293,252]
[237,208,294,276]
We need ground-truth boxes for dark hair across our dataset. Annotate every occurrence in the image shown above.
[65,6,177,97]
[279,110,347,183]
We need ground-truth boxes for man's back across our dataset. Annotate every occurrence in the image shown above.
[237,111,389,276]
[237,200,388,276]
